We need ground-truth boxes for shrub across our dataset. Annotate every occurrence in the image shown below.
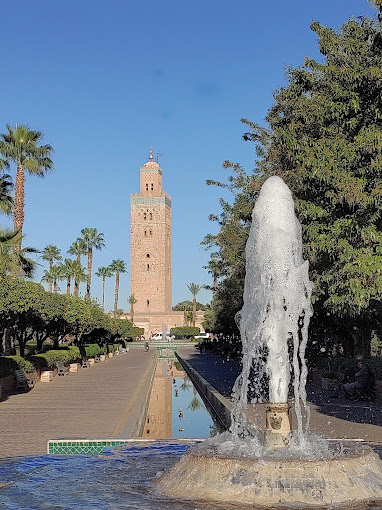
[170,327,200,339]
[0,356,35,378]
[29,347,81,369]
[83,344,101,358]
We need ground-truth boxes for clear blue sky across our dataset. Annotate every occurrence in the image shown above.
[0,0,375,312]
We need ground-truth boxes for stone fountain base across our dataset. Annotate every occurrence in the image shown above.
[157,443,382,508]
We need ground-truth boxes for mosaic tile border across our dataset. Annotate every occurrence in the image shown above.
[48,437,201,455]
[48,438,127,455]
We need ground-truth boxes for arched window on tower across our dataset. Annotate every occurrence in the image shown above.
[146,183,148,191]
[151,183,154,191]
[146,253,150,258]
[147,299,150,306]
[143,212,147,220]
[147,264,150,271]
[144,230,147,237]
[149,212,153,220]
[149,230,152,237]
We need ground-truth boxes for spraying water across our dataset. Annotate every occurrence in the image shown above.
[231,176,313,446]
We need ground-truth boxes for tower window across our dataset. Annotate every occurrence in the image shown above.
[147,264,150,271]
[146,253,150,258]
[143,212,147,220]
[147,300,150,306]
[144,230,147,237]
[146,183,148,191]
[151,183,154,191]
[149,212,153,220]
[149,230,152,237]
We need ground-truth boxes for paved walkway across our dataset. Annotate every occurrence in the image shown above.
[0,349,156,458]
[178,349,382,444]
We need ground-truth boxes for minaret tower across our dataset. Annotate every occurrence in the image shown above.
[130,147,172,314]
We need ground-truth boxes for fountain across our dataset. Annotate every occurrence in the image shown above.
[157,176,382,507]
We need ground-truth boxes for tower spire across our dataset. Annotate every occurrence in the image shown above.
[149,146,153,160]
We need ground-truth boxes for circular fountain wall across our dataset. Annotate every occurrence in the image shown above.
[157,442,382,507]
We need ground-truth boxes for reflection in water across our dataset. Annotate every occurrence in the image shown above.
[142,360,215,439]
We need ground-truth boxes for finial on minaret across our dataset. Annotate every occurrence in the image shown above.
[149,146,153,160]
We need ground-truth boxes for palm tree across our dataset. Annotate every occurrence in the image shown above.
[109,259,127,317]
[71,260,87,297]
[42,264,62,293]
[0,174,13,216]
[60,259,75,295]
[42,245,62,292]
[188,388,203,411]
[186,283,204,327]
[68,238,86,264]
[0,125,54,250]
[0,228,37,277]
[79,228,105,298]
[128,294,137,324]
[95,265,113,310]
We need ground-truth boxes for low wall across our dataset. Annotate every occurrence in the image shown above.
[176,353,232,431]
[118,355,157,438]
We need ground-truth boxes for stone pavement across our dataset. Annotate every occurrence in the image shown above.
[0,349,156,458]
[178,349,382,444]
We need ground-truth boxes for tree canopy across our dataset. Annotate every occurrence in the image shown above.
[204,4,382,356]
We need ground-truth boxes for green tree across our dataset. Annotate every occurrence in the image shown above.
[42,245,62,292]
[109,259,127,317]
[95,265,113,311]
[71,260,87,297]
[60,258,76,295]
[205,3,382,354]
[128,293,137,324]
[186,283,204,327]
[0,174,13,215]
[79,228,105,298]
[0,125,54,250]
[0,229,37,278]
[68,238,86,264]
[41,265,62,294]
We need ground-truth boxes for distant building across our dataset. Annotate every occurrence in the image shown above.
[129,148,204,337]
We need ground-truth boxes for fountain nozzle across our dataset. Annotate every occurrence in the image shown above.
[264,403,291,449]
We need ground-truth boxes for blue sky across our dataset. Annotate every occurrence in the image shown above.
[0,0,375,312]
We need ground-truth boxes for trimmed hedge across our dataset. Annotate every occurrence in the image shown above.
[0,355,35,378]
[170,327,200,338]
[29,347,81,369]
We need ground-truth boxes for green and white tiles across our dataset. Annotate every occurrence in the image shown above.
[48,439,127,455]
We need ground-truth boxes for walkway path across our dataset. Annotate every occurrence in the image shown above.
[178,349,382,444]
[0,349,156,458]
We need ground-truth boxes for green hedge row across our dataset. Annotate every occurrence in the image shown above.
[0,343,124,377]
[170,326,200,338]
[0,356,35,378]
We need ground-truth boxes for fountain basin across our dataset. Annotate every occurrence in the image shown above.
[157,442,382,507]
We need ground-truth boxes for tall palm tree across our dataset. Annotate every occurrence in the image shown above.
[128,294,137,324]
[0,228,37,277]
[42,245,62,292]
[42,264,62,293]
[95,265,113,310]
[0,125,54,250]
[60,258,75,295]
[0,174,13,216]
[79,228,105,298]
[186,283,204,327]
[71,260,87,297]
[109,259,127,317]
[68,238,86,264]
